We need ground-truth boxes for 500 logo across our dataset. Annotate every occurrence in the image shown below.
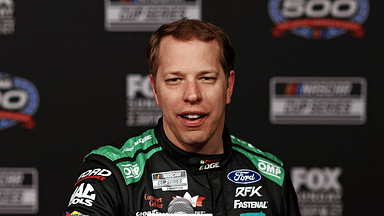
[0,73,39,130]
[268,0,370,39]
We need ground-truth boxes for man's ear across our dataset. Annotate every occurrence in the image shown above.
[226,70,235,104]
[150,74,160,106]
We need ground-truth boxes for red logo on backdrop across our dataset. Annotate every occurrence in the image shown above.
[0,73,39,130]
[268,0,370,39]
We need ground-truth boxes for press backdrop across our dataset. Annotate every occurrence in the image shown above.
[0,0,383,215]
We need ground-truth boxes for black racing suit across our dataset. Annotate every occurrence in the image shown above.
[63,118,301,216]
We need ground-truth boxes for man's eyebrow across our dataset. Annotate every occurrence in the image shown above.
[199,70,219,75]
[162,70,219,78]
[163,71,184,76]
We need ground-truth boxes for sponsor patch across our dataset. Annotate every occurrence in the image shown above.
[66,211,89,216]
[68,183,96,207]
[74,168,111,186]
[0,73,39,130]
[174,192,206,208]
[0,168,39,214]
[144,194,163,209]
[136,209,162,215]
[121,163,142,180]
[270,77,367,124]
[122,134,153,153]
[152,170,188,191]
[105,0,202,32]
[257,159,283,180]
[235,186,262,197]
[268,0,370,39]
[227,169,261,184]
[234,200,268,209]
[199,158,221,171]
[240,212,266,216]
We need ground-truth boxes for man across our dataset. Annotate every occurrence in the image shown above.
[63,18,301,216]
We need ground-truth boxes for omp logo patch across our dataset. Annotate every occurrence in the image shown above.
[257,159,283,179]
[0,73,39,130]
[122,163,141,179]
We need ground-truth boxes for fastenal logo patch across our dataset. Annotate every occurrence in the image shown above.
[270,77,366,124]
[0,73,39,130]
[105,0,202,32]
[126,74,162,127]
[268,0,370,39]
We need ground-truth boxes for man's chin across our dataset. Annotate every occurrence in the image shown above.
[182,137,206,145]
[181,139,206,152]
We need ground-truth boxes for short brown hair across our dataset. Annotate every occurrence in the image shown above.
[146,18,235,81]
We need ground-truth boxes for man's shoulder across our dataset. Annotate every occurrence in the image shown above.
[230,135,286,186]
[85,128,159,162]
[230,135,283,166]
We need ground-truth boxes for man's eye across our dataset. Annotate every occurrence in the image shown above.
[167,78,181,83]
[201,77,215,81]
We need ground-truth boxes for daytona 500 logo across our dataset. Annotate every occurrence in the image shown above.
[0,73,39,130]
[268,0,370,39]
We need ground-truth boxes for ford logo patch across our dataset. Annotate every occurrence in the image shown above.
[227,169,261,184]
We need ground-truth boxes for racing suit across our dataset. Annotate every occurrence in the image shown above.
[63,118,301,216]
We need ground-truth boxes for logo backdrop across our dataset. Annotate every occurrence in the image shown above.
[0,0,383,215]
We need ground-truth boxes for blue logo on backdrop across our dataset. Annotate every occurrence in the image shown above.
[227,169,261,184]
[268,0,370,39]
[0,73,39,130]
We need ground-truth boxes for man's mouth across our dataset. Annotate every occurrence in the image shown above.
[179,114,207,120]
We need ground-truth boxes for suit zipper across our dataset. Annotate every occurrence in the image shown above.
[208,172,216,215]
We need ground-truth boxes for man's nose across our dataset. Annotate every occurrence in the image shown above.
[183,80,202,104]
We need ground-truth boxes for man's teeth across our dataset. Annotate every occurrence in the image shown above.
[184,115,202,119]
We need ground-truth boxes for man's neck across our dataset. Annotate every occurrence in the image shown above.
[174,138,224,155]
[163,125,225,155]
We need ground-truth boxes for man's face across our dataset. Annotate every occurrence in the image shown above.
[150,36,235,153]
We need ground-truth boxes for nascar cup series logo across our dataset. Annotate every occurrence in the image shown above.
[268,0,370,39]
[0,73,39,130]
[270,77,366,125]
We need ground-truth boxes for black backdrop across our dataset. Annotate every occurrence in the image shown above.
[0,0,383,215]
